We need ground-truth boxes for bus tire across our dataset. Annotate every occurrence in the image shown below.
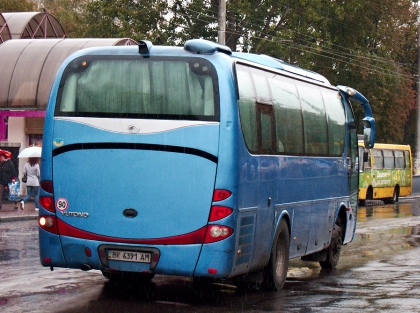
[391,187,399,203]
[384,187,399,204]
[366,186,373,201]
[262,219,289,291]
[319,223,342,269]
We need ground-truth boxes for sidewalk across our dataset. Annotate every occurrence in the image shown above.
[0,199,38,222]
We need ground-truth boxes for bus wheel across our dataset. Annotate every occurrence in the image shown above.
[385,187,399,204]
[262,219,289,291]
[366,187,373,201]
[391,188,399,203]
[319,223,342,269]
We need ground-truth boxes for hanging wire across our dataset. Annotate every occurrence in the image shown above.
[169,2,417,83]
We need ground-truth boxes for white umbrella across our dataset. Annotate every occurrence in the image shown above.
[18,146,42,158]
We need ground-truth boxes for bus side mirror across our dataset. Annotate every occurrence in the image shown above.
[362,117,375,149]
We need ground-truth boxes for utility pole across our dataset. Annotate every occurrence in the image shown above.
[415,5,420,175]
[218,0,226,45]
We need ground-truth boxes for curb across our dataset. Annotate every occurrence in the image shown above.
[400,193,420,200]
[0,199,39,223]
[0,215,38,222]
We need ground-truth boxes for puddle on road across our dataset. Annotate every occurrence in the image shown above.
[287,267,313,278]
[286,201,420,282]
[357,201,418,222]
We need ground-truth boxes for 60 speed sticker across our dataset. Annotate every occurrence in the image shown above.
[56,198,68,211]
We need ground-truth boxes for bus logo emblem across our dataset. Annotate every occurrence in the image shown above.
[53,138,64,147]
[128,125,140,133]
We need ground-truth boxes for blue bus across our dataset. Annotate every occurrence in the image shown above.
[38,39,375,291]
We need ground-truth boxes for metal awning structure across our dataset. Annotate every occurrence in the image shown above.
[0,13,12,44]
[2,12,66,40]
[0,12,137,140]
[0,38,137,110]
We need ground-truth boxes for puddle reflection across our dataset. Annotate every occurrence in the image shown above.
[357,202,415,222]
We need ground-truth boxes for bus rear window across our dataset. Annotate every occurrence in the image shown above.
[55,56,219,121]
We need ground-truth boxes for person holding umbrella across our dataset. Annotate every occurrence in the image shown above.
[0,150,18,210]
[18,145,42,211]
[20,157,40,211]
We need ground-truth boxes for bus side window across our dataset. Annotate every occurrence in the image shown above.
[250,67,271,103]
[358,146,366,172]
[257,104,275,153]
[372,149,383,169]
[394,150,404,169]
[237,64,258,152]
[404,150,411,169]
[268,74,303,154]
[60,73,80,112]
[296,83,328,155]
[323,90,346,156]
[250,68,276,154]
[365,150,371,169]
[383,149,394,169]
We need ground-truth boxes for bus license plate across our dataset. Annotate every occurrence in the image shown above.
[107,250,151,263]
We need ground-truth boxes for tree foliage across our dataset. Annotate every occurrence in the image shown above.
[168,0,418,144]
[39,0,87,37]
[2,0,419,146]
[0,0,36,12]
[165,0,219,45]
[80,0,169,43]
[305,0,418,144]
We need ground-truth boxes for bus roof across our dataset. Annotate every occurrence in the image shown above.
[231,52,330,84]
[65,39,332,86]
[358,141,410,151]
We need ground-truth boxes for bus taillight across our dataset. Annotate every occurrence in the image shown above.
[39,216,59,234]
[212,189,232,201]
[209,205,233,221]
[40,196,55,212]
[40,180,53,193]
[204,225,233,243]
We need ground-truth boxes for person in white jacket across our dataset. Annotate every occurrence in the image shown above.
[20,157,40,211]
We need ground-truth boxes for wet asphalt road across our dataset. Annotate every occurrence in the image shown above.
[1,200,420,313]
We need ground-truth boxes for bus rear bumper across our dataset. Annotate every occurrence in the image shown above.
[39,228,67,268]
[194,238,234,278]
[57,236,203,277]
[40,235,235,279]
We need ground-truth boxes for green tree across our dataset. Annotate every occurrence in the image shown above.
[80,0,169,43]
[40,0,88,38]
[166,0,219,45]
[2,0,418,147]
[0,0,36,12]
[204,0,417,144]
[305,0,418,144]
[165,0,322,54]
[225,0,323,57]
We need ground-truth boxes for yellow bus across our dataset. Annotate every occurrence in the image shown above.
[358,141,412,205]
